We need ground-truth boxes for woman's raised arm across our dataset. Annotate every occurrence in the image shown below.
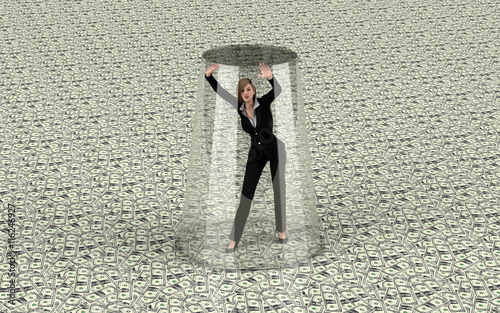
[258,63,282,105]
[205,63,238,110]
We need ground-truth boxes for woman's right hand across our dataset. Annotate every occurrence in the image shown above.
[205,63,220,76]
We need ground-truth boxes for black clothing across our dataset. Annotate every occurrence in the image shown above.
[229,147,286,242]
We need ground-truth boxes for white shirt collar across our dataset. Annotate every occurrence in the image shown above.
[239,98,260,112]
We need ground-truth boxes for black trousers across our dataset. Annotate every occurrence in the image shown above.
[228,143,287,243]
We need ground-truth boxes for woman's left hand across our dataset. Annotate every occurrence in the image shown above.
[257,63,272,79]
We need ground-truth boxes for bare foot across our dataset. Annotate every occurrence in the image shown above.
[227,240,237,249]
[278,232,287,239]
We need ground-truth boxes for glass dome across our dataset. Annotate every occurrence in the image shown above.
[175,44,326,270]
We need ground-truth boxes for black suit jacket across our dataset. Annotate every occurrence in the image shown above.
[205,73,283,162]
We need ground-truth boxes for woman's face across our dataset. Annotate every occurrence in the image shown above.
[242,83,255,102]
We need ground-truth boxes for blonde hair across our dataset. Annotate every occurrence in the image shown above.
[237,78,256,103]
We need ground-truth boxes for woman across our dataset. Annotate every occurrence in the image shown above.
[205,63,288,252]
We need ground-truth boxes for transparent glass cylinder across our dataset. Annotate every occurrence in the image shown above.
[175,44,326,269]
